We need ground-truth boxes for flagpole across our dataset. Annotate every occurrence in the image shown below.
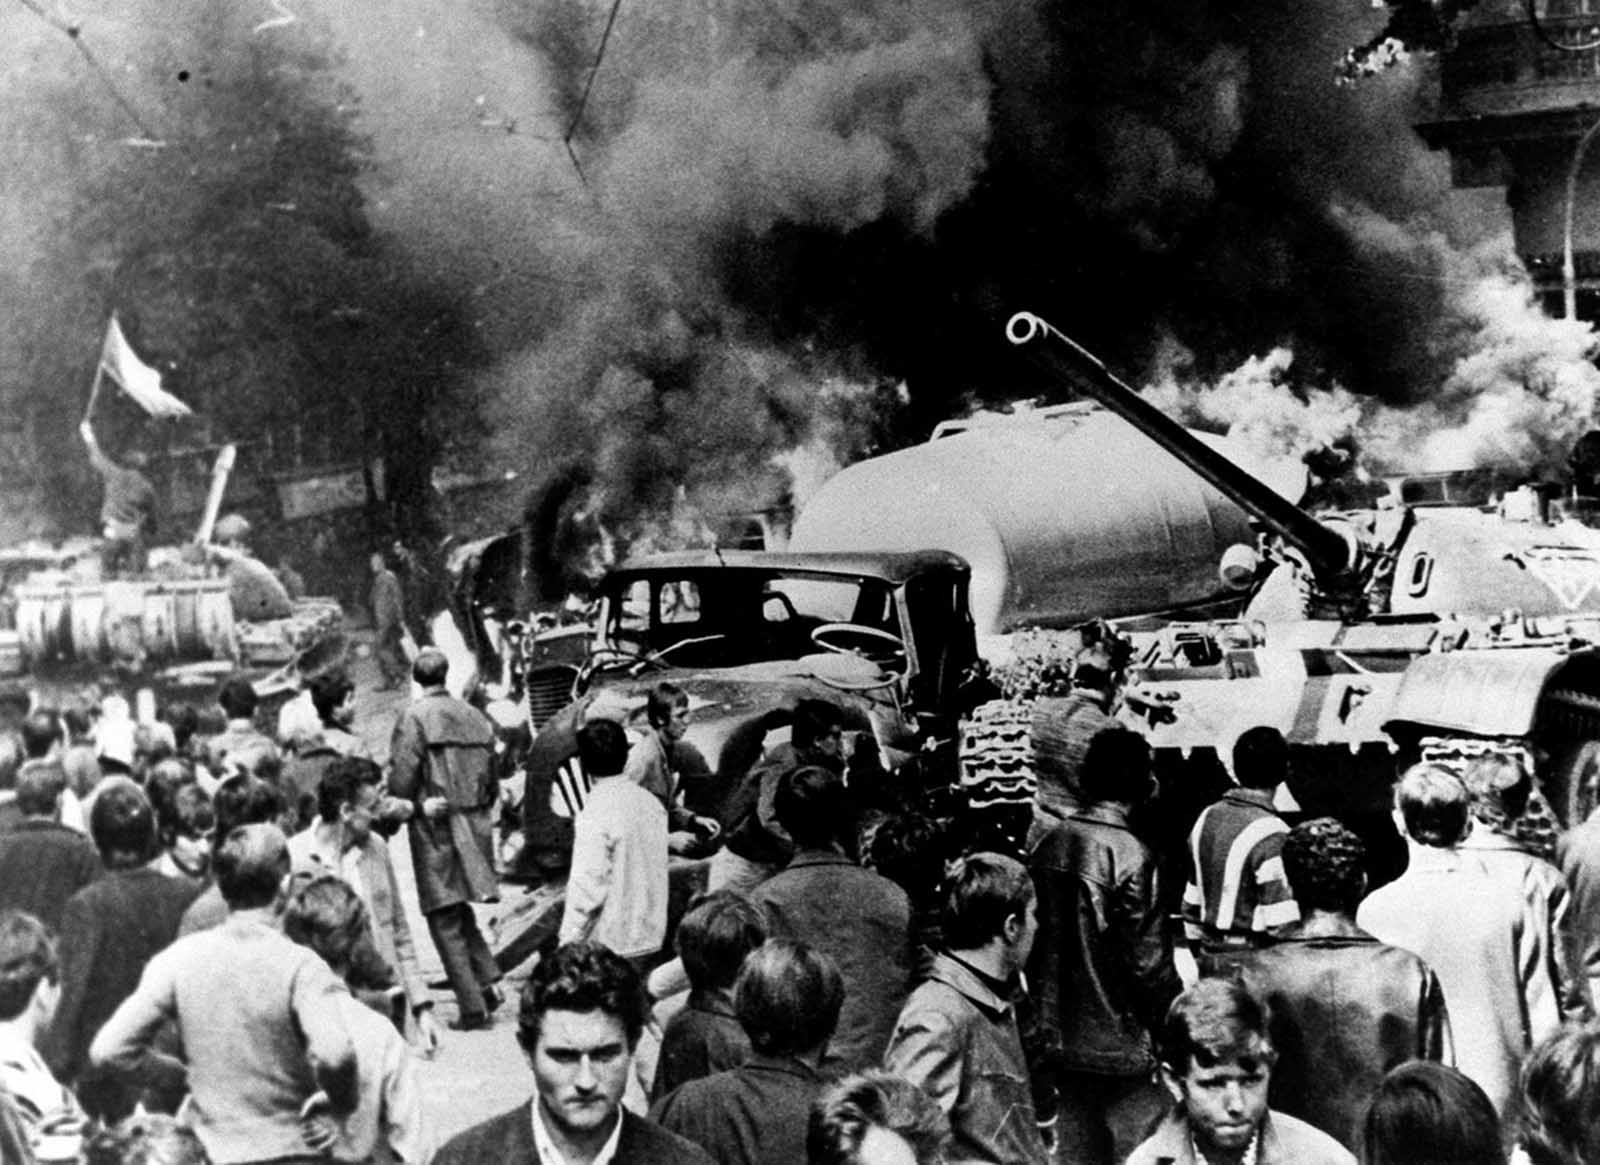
[85,318,112,424]
[84,360,105,425]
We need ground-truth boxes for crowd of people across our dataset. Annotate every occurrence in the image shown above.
[6,641,1600,1165]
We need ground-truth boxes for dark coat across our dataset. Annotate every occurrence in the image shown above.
[1027,801,1181,1075]
[434,1104,715,1165]
[652,989,751,1101]
[1234,916,1452,1150]
[650,1055,822,1165]
[43,867,201,1115]
[752,849,914,1074]
[884,952,1046,1165]
[0,818,102,932]
[389,689,498,913]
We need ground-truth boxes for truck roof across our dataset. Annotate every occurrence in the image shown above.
[609,548,969,585]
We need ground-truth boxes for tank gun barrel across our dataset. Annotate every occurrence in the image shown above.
[1005,311,1354,580]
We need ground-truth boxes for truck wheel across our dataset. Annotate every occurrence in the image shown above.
[1549,739,1600,829]
[958,698,1037,859]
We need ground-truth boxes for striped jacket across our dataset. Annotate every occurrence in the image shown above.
[1183,787,1300,940]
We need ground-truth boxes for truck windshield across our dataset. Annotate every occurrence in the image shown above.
[602,570,902,668]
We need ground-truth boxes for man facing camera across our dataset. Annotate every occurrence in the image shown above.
[433,942,714,1165]
[1126,978,1352,1165]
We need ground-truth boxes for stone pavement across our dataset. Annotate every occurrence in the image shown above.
[346,634,548,1144]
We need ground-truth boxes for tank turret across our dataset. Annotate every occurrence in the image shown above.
[1006,311,1600,624]
[1000,310,1600,829]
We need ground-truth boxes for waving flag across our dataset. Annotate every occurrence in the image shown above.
[100,314,191,418]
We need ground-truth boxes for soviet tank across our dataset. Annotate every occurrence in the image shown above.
[1000,310,1600,828]
[0,445,346,719]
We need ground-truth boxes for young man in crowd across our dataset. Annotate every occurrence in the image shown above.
[0,754,101,933]
[433,941,714,1165]
[885,852,1047,1165]
[1182,726,1300,965]
[45,779,201,1122]
[1359,763,1580,1115]
[559,719,670,973]
[753,765,913,1075]
[1125,978,1352,1165]
[389,648,502,1032]
[0,911,86,1153]
[652,890,767,1100]
[290,756,440,1056]
[807,1071,952,1165]
[652,938,844,1164]
[1027,727,1180,1165]
[90,823,358,1165]
[713,699,844,894]
[1233,817,1452,1150]
[623,682,720,853]
[282,875,430,1164]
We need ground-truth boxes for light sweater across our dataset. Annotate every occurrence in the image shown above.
[559,777,668,959]
[89,910,355,1164]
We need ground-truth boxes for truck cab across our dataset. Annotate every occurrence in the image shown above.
[516,549,979,877]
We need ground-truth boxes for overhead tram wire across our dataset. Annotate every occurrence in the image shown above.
[12,0,164,142]
[562,0,627,193]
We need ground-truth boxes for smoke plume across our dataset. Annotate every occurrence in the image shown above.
[6,0,1599,562]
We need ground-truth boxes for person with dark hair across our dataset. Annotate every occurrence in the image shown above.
[281,877,429,1164]
[84,1112,210,1165]
[621,682,720,854]
[753,765,913,1074]
[308,672,372,761]
[154,781,213,887]
[652,890,768,1100]
[1030,643,1121,821]
[1362,1061,1504,1165]
[370,551,408,691]
[885,852,1047,1165]
[651,939,845,1165]
[1513,1024,1600,1165]
[0,911,86,1154]
[17,708,85,835]
[559,718,671,970]
[0,750,101,932]
[1360,764,1582,1115]
[715,700,846,894]
[44,779,201,1121]
[177,774,285,936]
[1182,725,1299,964]
[203,678,277,779]
[1028,725,1178,1165]
[91,823,358,1165]
[808,1070,951,1165]
[1232,817,1452,1149]
[290,758,439,1056]
[1126,979,1353,1165]
[389,647,503,1031]
[434,941,714,1165]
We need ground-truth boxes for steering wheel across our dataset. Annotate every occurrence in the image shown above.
[810,623,907,666]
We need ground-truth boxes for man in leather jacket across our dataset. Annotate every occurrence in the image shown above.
[1235,817,1452,1150]
[1027,726,1180,1165]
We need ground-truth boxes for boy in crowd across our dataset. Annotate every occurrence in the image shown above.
[0,912,86,1152]
[652,891,767,1100]
[1126,979,1352,1165]
[283,876,430,1164]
